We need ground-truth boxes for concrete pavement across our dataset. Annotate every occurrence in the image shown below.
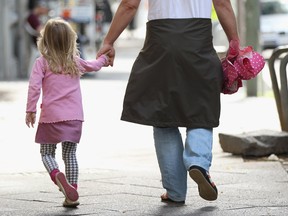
[0,37,288,215]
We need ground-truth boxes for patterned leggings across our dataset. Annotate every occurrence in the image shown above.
[40,142,78,185]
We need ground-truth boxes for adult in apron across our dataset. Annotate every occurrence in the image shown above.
[97,0,239,203]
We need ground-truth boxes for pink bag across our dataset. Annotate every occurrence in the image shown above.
[221,40,265,94]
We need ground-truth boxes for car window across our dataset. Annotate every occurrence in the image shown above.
[261,0,288,15]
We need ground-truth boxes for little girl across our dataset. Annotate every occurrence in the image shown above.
[25,17,108,207]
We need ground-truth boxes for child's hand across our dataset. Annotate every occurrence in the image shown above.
[26,112,36,128]
[97,44,115,66]
[103,54,109,66]
[99,52,110,67]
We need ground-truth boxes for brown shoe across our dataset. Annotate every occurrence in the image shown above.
[160,193,185,205]
[189,166,218,201]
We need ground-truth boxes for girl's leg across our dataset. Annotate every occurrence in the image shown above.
[153,127,187,202]
[62,141,78,189]
[40,144,60,184]
[40,143,79,204]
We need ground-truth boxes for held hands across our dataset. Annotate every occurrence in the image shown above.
[97,43,115,67]
[26,112,36,128]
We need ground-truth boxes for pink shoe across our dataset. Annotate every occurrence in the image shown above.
[55,172,79,202]
[63,198,80,208]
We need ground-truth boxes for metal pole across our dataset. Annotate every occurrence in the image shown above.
[236,0,246,46]
[0,1,8,80]
[16,0,29,79]
[0,0,18,80]
[245,0,261,96]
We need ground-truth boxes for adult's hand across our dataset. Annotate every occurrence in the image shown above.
[96,0,140,67]
[97,43,115,67]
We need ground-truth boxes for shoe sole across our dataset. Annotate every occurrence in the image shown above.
[189,169,217,201]
[63,200,80,208]
[56,172,79,202]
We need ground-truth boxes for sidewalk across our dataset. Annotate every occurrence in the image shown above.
[0,38,288,215]
[1,158,287,216]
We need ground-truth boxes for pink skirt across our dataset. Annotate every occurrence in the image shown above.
[35,120,82,144]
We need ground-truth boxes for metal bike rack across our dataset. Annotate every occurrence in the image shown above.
[268,46,288,132]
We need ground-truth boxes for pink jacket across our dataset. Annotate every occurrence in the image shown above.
[26,55,107,123]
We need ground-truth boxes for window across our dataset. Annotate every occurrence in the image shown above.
[261,0,288,15]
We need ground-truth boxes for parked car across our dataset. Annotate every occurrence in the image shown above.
[260,0,288,49]
[212,0,288,51]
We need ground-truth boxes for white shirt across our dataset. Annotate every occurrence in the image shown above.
[148,0,212,20]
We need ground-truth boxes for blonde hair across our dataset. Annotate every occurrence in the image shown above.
[37,17,81,76]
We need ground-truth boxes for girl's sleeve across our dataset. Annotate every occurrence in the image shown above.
[26,58,45,113]
[77,55,107,73]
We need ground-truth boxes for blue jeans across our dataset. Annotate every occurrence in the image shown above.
[153,127,213,201]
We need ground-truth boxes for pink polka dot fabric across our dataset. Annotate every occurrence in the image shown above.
[221,40,265,94]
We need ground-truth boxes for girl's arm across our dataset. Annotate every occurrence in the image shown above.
[26,58,45,128]
[26,112,36,128]
[26,58,45,113]
[77,55,108,72]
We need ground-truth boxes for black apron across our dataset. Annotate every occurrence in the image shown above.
[121,18,223,128]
